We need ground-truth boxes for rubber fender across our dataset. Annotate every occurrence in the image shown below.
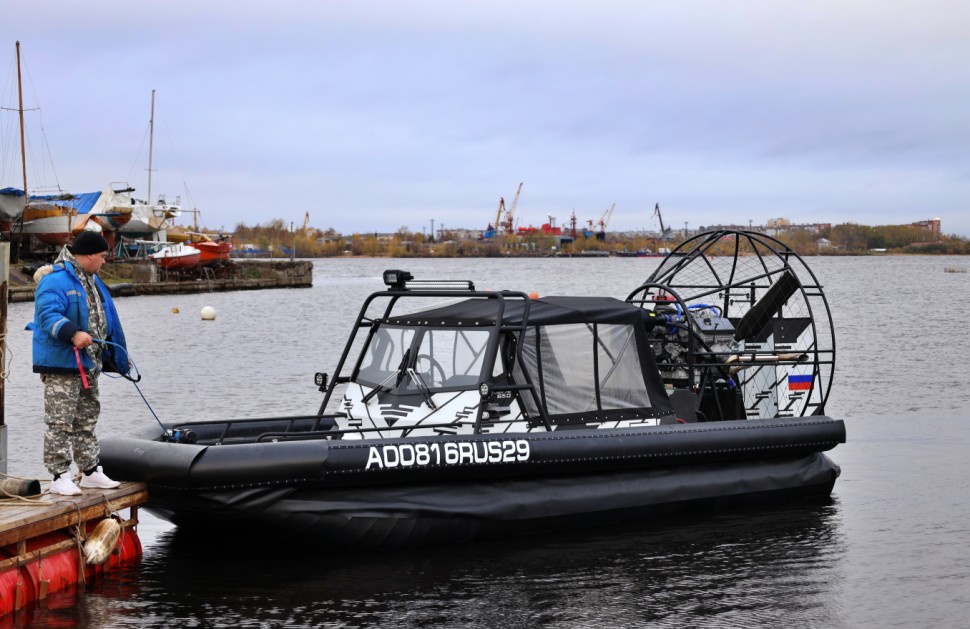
[84,518,121,565]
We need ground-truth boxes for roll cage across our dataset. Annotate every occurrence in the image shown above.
[317,271,554,432]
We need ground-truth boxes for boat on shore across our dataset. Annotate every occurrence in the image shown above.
[0,187,26,227]
[118,194,181,240]
[148,242,200,269]
[2,43,132,254]
[70,189,134,234]
[117,91,182,242]
[19,198,75,246]
[1,43,76,250]
[186,236,233,266]
[100,231,844,548]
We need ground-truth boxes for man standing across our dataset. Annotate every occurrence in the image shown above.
[29,231,130,495]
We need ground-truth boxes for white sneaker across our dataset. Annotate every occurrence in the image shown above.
[50,475,82,496]
[79,466,121,489]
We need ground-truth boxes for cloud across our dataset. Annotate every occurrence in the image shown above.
[3,0,968,236]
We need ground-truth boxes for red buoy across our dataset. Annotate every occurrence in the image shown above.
[0,518,141,617]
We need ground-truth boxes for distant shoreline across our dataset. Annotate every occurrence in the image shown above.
[232,250,968,260]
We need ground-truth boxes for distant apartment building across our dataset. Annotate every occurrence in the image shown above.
[912,217,941,241]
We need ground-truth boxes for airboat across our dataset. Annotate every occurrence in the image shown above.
[100,230,845,548]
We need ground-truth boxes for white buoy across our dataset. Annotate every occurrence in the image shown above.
[201,306,217,321]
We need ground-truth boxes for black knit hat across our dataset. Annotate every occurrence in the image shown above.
[68,231,110,255]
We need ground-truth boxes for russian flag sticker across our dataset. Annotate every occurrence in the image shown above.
[787,374,813,391]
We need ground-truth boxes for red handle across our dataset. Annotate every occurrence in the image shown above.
[73,347,90,389]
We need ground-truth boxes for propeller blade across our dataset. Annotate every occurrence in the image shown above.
[733,270,800,342]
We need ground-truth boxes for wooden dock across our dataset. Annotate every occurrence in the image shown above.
[0,482,147,547]
[0,481,147,615]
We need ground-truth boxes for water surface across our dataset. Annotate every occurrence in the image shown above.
[4,255,968,626]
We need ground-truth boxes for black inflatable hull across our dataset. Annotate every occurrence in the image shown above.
[99,417,845,548]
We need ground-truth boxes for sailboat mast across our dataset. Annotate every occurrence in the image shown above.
[15,42,27,197]
[147,89,155,205]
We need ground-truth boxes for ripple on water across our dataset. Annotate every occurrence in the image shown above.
[3,256,969,627]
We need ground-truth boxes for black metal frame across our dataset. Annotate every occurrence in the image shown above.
[626,230,836,419]
[316,274,554,433]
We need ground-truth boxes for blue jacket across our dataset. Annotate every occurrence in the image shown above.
[28,262,130,375]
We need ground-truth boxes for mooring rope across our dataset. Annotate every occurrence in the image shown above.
[0,492,46,505]
[0,472,103,505]
[95,337,170,437]
[101,494,126,519]
[0,471,46,505]
[67,499,88,585]
[115,512,126,559]
[105,500,127,562]
[70,523,87,584]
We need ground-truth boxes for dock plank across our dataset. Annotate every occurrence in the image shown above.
[0,481,147,546]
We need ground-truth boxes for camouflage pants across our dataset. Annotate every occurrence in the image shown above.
[41,373,101,477]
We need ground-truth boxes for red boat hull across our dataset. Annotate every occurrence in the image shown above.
[187,240,233,266]
[150,243,201,269]
[153,254,200,269]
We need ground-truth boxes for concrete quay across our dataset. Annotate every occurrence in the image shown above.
[7,259,313,303]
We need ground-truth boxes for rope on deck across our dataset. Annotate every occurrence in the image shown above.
[0,471,47,505]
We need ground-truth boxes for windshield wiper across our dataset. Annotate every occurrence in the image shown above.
[406,368,438,410]
[363,348,411,403]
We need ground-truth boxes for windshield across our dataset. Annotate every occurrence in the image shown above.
[410,328,490,389]
[356,325,491,390]
[356,326,416,387]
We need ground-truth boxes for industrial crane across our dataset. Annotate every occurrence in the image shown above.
[505,182,523,234]
[654,203,673,240]
[483,197,505,238]
[595,203,615,240]
[484,182,523,238]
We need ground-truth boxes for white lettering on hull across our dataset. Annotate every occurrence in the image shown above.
[365,440,530,470]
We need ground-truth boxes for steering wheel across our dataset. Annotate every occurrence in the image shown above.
[415,354,447,387]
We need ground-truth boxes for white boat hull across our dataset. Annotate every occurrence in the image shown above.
[119,203,179,239]
[22,207,75,245]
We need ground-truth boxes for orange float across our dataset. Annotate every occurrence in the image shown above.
[0,518,141,617]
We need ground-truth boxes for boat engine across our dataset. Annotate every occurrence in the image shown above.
[650,300,737,389]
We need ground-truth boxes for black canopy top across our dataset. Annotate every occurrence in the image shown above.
[385,296,654,328]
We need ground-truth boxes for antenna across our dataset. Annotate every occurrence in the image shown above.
[147,89,155,203]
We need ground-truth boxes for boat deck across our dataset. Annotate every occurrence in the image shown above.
[0,481,147,547]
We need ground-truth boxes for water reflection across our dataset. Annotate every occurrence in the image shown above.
[7,256,968,627]
[63,501,845,628]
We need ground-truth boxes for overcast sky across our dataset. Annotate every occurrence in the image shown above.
[3,1,968,236]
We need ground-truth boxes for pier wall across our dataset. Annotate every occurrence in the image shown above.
[8,260,313,303]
